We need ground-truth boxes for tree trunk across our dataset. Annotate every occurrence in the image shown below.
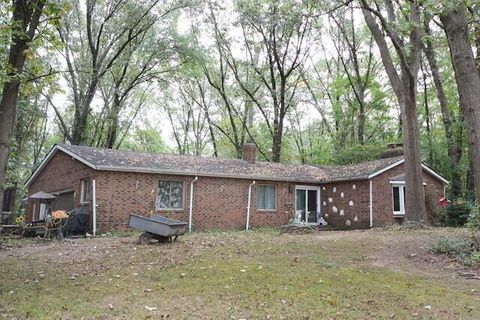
[401,88,428,222]
[423,17,463,197]
[0,0,45,212]
[361,1,427,222]
[104,93,121,149]
[440,5,480,202]
[357,89,366,145]
[422,66,433,165]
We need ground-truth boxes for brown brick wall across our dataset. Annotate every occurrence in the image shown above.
[94,172,296,231]
[28,151,95,221]
[27,151,447,231]
[320,180,370,229]
[371,163,446,226]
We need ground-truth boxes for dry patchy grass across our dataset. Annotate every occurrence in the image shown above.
[0,228,479,319]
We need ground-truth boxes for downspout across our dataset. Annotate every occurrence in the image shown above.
[188,176,199,232]
[246,180,256,230]
[369,179,373,228]
[92,179,97,236]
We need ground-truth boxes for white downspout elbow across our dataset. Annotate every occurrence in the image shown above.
[189,176,199,232]
[246,180,256,230]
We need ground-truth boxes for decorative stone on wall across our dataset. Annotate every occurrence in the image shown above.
[320,180,370,230]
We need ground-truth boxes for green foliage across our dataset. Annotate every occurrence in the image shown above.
[329,144,387,165]
[119,121,169,154]
[429,235,480,266]
[428,236,479,266]
[466,202,480,230]
[445,201,477,227]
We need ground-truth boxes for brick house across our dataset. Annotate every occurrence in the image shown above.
[25,143,448,232]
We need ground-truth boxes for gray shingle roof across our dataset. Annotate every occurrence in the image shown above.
[58,144,330,183]
[49,144,405,184]
[319,156,404,181]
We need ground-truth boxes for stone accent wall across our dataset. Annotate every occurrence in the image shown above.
[320,180,370,229]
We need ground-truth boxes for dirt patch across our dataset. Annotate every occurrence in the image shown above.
[361,228,480,281]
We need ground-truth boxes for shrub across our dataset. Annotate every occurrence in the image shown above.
[429,201,480,266]
[428,237,479,266]
[466,201,480,230]
[445,201,474,227]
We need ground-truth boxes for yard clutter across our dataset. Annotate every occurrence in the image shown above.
[128,214,188,244]
[44,210,69,240]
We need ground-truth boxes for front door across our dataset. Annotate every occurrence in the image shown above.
[295,186,320,223]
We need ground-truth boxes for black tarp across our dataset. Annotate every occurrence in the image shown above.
[63,207,89,236]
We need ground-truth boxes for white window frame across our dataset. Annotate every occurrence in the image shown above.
[257,184,277,211]
[295,185,321,224]
[80,179,91,204]
[389,181,427,216]
[391,184,405,216]
[156,180,184,211]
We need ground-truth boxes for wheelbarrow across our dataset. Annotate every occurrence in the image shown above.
[128,214,188,244]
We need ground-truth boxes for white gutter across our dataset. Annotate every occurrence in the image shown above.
[246,180,256,230]
[92,179,97,236]
[188,176,199,232]
[369,179,373,228]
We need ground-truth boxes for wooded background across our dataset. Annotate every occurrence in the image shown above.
[1,0,480,224]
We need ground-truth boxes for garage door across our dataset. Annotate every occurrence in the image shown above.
[53,191,74,211]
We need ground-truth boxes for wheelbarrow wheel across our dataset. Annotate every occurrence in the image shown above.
[138,232,153,244]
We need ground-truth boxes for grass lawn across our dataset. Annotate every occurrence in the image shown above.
[0,228,479,319]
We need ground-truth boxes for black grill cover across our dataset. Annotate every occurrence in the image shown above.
[63,207,89,236]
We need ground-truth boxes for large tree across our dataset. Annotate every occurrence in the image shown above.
[439,3,480,202]
[0,0,51,212]
[52,0,180,145]
[218,0,316,162]
[360,0,428,222]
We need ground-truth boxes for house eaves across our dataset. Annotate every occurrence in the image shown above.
[95,165,326,184]
[24,145,98,187]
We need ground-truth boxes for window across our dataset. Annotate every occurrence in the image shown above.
[257,185,276,210]
[80,179,91,204]
[392,185,406,215]
[156,180,184,210]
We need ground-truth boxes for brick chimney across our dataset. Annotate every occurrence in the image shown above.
[380,143,404,159]
[242,142,256,164]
